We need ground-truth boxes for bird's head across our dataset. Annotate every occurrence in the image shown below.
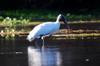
[57,14,69,29]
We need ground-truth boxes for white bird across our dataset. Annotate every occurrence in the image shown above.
[27,14,69,48]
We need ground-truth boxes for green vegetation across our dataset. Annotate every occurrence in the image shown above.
[0,9,100,39]
[0,17,29,27]
[0,16,29,39]
[0,9,100,30]
[0,9,58,20]
[1,9,100,21]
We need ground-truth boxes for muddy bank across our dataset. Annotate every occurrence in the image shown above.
[0,21,100,30]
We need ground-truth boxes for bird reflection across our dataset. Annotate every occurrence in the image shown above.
[28,46,62,66]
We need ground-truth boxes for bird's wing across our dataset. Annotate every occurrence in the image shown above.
[31,22,59,37]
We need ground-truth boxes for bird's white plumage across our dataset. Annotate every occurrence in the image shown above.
[27,14,66,42]
[27,22,60,42]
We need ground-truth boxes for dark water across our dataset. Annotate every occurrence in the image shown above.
[0,36,100,66]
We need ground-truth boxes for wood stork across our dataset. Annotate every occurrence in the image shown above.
[27,14,69,48]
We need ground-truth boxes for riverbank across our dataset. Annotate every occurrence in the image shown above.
[0,20,100,40]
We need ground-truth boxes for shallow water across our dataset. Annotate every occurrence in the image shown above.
[0,36,100,66]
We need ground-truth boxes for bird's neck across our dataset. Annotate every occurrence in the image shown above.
[56,15,61,22]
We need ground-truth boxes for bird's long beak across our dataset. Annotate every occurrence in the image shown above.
[63,20,70,34]
[63,19,67,25]
[63,20,70,29]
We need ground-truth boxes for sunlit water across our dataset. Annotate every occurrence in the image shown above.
[0,36,100,66]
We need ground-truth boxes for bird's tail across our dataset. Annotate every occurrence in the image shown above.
[26,35,35,42]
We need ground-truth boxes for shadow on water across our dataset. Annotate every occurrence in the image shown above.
[0,35,100,66]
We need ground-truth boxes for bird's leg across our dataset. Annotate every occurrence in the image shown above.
[34,38,42,48]
[39,35,45,48]
[41,36,45,48]
[40,34,52,48]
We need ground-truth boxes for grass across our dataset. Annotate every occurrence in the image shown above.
[0,9,58,20]
[1,9,100,21]
[1,9,100,27]
[0,9,100,28]
[1,17,29,25]
[0,9,100,39]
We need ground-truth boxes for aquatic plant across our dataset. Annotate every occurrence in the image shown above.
[1,17,29,29]
[0,28,16,40]
[0,17,29,39]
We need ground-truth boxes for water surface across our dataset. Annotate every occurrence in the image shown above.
[0,36,100,66]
